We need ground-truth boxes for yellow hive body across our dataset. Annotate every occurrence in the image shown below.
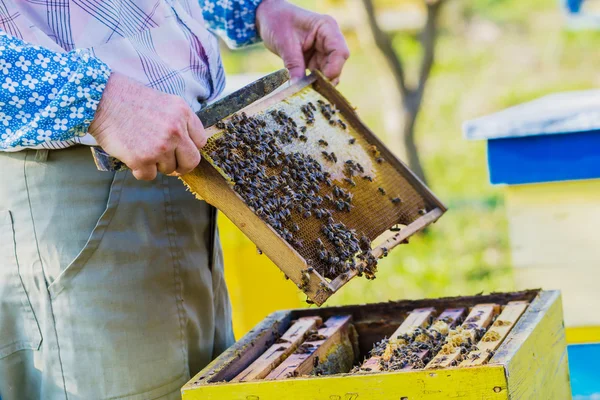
[505,180,600,344]
[181,290,571,399]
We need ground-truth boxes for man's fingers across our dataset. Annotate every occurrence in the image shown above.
[157,154,177,175]
[282,41,307,82]
[321,49,348,82]
[174,136,202,175]
[316,17,350,81]
[132,165,158,181]
[187,110,208,149]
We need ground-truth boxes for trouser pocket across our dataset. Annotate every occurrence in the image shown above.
[0,210,42,358]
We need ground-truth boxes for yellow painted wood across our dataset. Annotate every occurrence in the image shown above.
[505,182,600,267]
[566,326,600,344]
[503,291,572,399]
[513,265,599,327]
[504,180,600,328]
[182,365,508,400]
[219,215,303,338]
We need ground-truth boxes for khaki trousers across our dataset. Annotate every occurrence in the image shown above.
[0,146,234,400]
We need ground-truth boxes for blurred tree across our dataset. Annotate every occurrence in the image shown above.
[361,0,447,183]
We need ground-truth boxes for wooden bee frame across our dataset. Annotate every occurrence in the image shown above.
[181,290,571,399]
[181,72,446,306]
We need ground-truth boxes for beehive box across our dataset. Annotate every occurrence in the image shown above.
[182,290,571,399]
[464,91,600,341]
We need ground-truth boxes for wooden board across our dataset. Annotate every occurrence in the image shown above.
[461,302,528,367]
[359,307,435,372]
[401,308,466,371]
[425,304,499,370]
[266,315,352,379]
[494,291,572,399]
[184,365,508,400]
[233,316,322,382]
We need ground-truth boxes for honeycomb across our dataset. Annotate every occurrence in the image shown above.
[201,86,432,281]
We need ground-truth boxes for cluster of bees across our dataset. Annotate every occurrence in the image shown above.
[210,99,398,281]
[355,316,489,371]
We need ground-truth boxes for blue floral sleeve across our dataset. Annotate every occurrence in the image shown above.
[0,30,110,151]
[199,0,263,49]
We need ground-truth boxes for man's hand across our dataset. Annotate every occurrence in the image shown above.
[256,0,350,84]
[89,73,207,181]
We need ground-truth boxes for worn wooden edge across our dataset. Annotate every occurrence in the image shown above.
[266,315,353,380]
[461,301,529,367]
[233,316,323,382]
[182,365,509,400]
[490,291,559,365]
[494,290,571,399]
[290,290,541,324]
[184,310,292,387]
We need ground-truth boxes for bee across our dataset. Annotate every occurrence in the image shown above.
[349,138,356,145]
[330,152,337,163]
[303,210,312,219]
[378,187,386,195]
[418,208,427,215]
[381,247,388,257]
[328,119,336,126]
[216,121,226,129]
[256,247,263,255]
[318,139,328,147]
[343,178,356,187]
[376,157,385,164]
[300,126,307,133]
[391,197,401,204]
[338,120,347,130]
[291,222,300,232]
[363,175,373,182]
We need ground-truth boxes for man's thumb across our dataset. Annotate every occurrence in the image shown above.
[282,45,306,82]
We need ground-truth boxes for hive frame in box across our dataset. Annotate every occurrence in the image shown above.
[181,71,446,306]
[181,290,571,399]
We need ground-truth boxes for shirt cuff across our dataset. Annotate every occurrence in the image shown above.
[202,0,264,49]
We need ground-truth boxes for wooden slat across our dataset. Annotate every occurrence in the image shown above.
[425,304,500,370]
[359,307,435,372]
[401,307,466,371]
[460,301,529,367]
[232,316,322,382]
[265,315,352,380]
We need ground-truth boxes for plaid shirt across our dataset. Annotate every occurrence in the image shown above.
[0,0,262,152]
